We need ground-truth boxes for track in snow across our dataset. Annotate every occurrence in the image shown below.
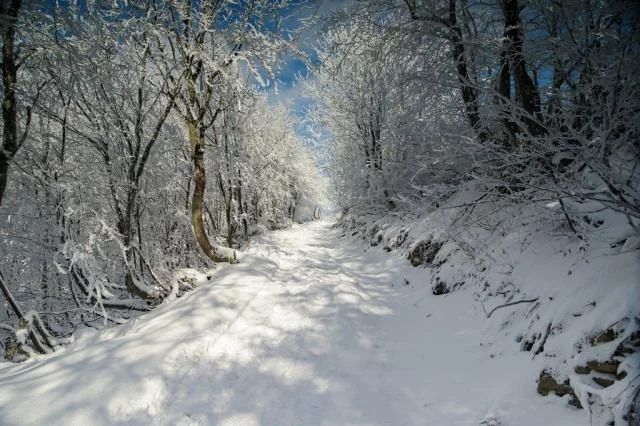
[0,222,581,426]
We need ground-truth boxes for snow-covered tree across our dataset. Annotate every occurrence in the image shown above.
[309,0,639,226]
[0,1,326,357]
[306,14,472,211]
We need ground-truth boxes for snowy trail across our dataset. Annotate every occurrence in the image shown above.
[0,222,582,426]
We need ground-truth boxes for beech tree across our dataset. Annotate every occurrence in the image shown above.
[209,89,326,243]
[151,0,307,262]
[0,0,25,206]
[43,10,182,300]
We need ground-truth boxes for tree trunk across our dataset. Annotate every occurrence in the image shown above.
[218,172,235,249]
[0,269,51,354]
[447,0,484,140]
[499,0,544,138]
[120,222,144,299]
[496,47,518,146]
[0,0,21,206]
[0,0,53,355]
[116,198,142,299]
[405,0,485,141]
[188,118,235,262]
[237,170,248,241]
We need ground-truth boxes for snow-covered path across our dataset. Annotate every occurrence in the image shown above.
[0,222,582,426]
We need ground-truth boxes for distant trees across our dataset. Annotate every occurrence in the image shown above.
[306,13,470,210]
[0,1,324,358]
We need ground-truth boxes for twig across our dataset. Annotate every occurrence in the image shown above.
[486,297,540,318]
[532,322,553,358]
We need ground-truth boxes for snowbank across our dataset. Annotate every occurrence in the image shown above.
[338,193,640,425]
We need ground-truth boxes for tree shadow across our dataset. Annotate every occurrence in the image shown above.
[0,223,492,426]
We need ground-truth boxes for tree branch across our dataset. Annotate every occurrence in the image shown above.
[486,297,539,318]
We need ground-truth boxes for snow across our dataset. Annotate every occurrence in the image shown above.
[337,193,640,424]
[0,221,607,425]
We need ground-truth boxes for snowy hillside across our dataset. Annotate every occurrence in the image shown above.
[339,193,640,425]
[0,221,607,426]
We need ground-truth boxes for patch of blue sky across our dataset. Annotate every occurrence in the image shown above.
[251,1,345,156]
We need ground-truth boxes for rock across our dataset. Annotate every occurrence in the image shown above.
[591,328,618,345]
[371,230,384,247]
[537,370,582,408]
[574,365,591,374]
[480,415,502,426]
[586,360,619,375]
[615,345,634,356]
[396,229,408,247]
[615,330,640,356]
[408,241,426,266]
[593,377,615,388]
[537,371,572,397]
[407,237,444,267]
[568,398,582,409]
[432,279,449,295]
[423,241,443,265]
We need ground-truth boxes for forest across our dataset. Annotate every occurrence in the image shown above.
[1,0,639,425]
[1,0,327,355]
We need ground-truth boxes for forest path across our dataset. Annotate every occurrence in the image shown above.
[0,221,581,426]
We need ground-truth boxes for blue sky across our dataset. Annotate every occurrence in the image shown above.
[262,0,339,95]
[258,0,346,160]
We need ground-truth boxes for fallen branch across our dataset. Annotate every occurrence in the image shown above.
[0,269,53,354]
[486,297,540,318]
[132,245,170,294]
[532,322,553,358]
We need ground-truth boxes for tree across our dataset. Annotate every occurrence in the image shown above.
[153,0,304,262]
[305,14,470,210]
[0,0,60,355]
[314,0,639,223]
[0,1,326,357]
[0,0,25,205]
[47,10,181,299]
